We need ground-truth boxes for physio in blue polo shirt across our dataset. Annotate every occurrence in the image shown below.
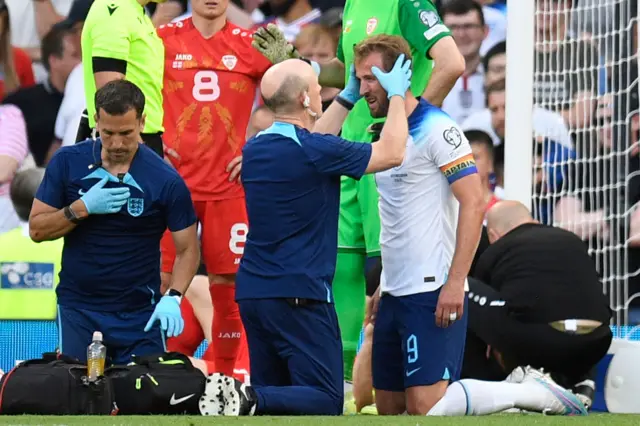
[201,56,411,416]
[29,80,199,364]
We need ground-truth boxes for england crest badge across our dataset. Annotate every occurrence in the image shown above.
[127,198,144,217]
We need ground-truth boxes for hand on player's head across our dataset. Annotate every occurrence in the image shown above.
[355,53,412,118]
[252,23,299,64]
[371,54,412,99]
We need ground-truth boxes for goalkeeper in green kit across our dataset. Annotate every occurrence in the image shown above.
[253,0,464,382]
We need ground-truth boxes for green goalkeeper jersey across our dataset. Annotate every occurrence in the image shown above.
[335,0,451,254]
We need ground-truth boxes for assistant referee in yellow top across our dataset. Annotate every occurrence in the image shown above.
[78,0,167,157]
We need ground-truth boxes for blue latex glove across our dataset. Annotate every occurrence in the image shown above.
[80,176,130,215]
[337,65,362,107]
[144,295,184,338]
[372,54,412,99]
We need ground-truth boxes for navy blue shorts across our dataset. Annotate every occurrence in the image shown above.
[372,289,468,392]
[57,305,165,365]
[238,299,344,414]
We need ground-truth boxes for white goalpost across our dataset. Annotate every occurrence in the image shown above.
[506,0,640,327]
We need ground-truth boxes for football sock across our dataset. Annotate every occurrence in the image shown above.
[208,284,243,376]
[427,379,556,416]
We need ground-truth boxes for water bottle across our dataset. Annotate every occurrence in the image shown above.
[87,331,106,382]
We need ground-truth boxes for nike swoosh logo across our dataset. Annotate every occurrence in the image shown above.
[78,189,86,195]
[406,367,422,377]
[169,393,194,405]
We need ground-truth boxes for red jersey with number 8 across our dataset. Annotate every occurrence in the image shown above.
[158,19,271,201]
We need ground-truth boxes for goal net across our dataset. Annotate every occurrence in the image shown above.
[510,0,639,326]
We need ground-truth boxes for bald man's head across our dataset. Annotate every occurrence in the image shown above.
[260,59,322,117]
[486,200,536,243]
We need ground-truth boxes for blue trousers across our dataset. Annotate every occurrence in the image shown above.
[57,305,165,365]
[238,299,344,415]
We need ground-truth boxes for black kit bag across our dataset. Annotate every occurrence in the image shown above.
[106,352,206,415]
[0,353,117,415]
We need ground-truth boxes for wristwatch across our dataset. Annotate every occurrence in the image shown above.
[166,288,183,303]
[63,205,83,224]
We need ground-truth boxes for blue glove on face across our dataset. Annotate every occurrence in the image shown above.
[80,176,130,215]
[372,54,412,99]
[337,64,362,107]
[144,295,184,338]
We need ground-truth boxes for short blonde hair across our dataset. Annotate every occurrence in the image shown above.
[353,34,413,72]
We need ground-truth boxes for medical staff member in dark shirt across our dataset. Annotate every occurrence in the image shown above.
[197,53,411,416]
[29,80,199,364]
[464,200,612,410]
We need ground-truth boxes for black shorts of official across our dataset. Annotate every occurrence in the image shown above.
[461,277,612,384]
[75,108,164,158]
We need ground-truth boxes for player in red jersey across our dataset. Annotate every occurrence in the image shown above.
[157,0,271,381]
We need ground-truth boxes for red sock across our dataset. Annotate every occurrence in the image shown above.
[208,284,242,376]
[233,331,250,384]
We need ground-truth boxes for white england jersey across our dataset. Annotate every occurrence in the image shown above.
[376,100,476,296]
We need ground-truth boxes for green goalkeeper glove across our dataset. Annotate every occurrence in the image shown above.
[252,24,299,64]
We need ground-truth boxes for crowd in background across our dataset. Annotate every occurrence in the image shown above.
[1,0,640,320]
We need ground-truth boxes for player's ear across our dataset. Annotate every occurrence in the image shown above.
[139,113,146,131]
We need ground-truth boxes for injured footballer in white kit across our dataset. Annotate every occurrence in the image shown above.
[345,322,588,416]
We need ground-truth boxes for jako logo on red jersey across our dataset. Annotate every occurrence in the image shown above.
[175,53,193,61]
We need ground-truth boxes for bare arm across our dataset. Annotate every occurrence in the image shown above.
[168,224,200,295]
[33,0,64,40]
[365,96,408,173]
[422,37,465,107]
[0,155,19,184]
[554,196,608,241]
[94,72,125,91]
[312,98,350,135]
[29,199,89,242]
[448,174,486,283]
[318,58,346,90]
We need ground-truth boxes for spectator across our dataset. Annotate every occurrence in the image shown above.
[0,167,63,320]
[6,0,72,82]
[462,79,574,149]
[257,0,321,42]
[465,200,612,409]
[294,23,340,110]
[3,25,80,167]
[465,129,498,214]
[317,7,342,44]
[534,0,598,130]
[440,0,506,56]
[473,0,506,55]
[482,40,505,87]
[0,0,35,100]
[53,0,93,148]
[441,0,488,123]
[0,104,28,234]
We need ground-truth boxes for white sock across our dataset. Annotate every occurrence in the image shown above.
[427,379,552,416]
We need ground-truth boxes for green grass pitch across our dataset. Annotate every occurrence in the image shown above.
[0,415,638,426]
